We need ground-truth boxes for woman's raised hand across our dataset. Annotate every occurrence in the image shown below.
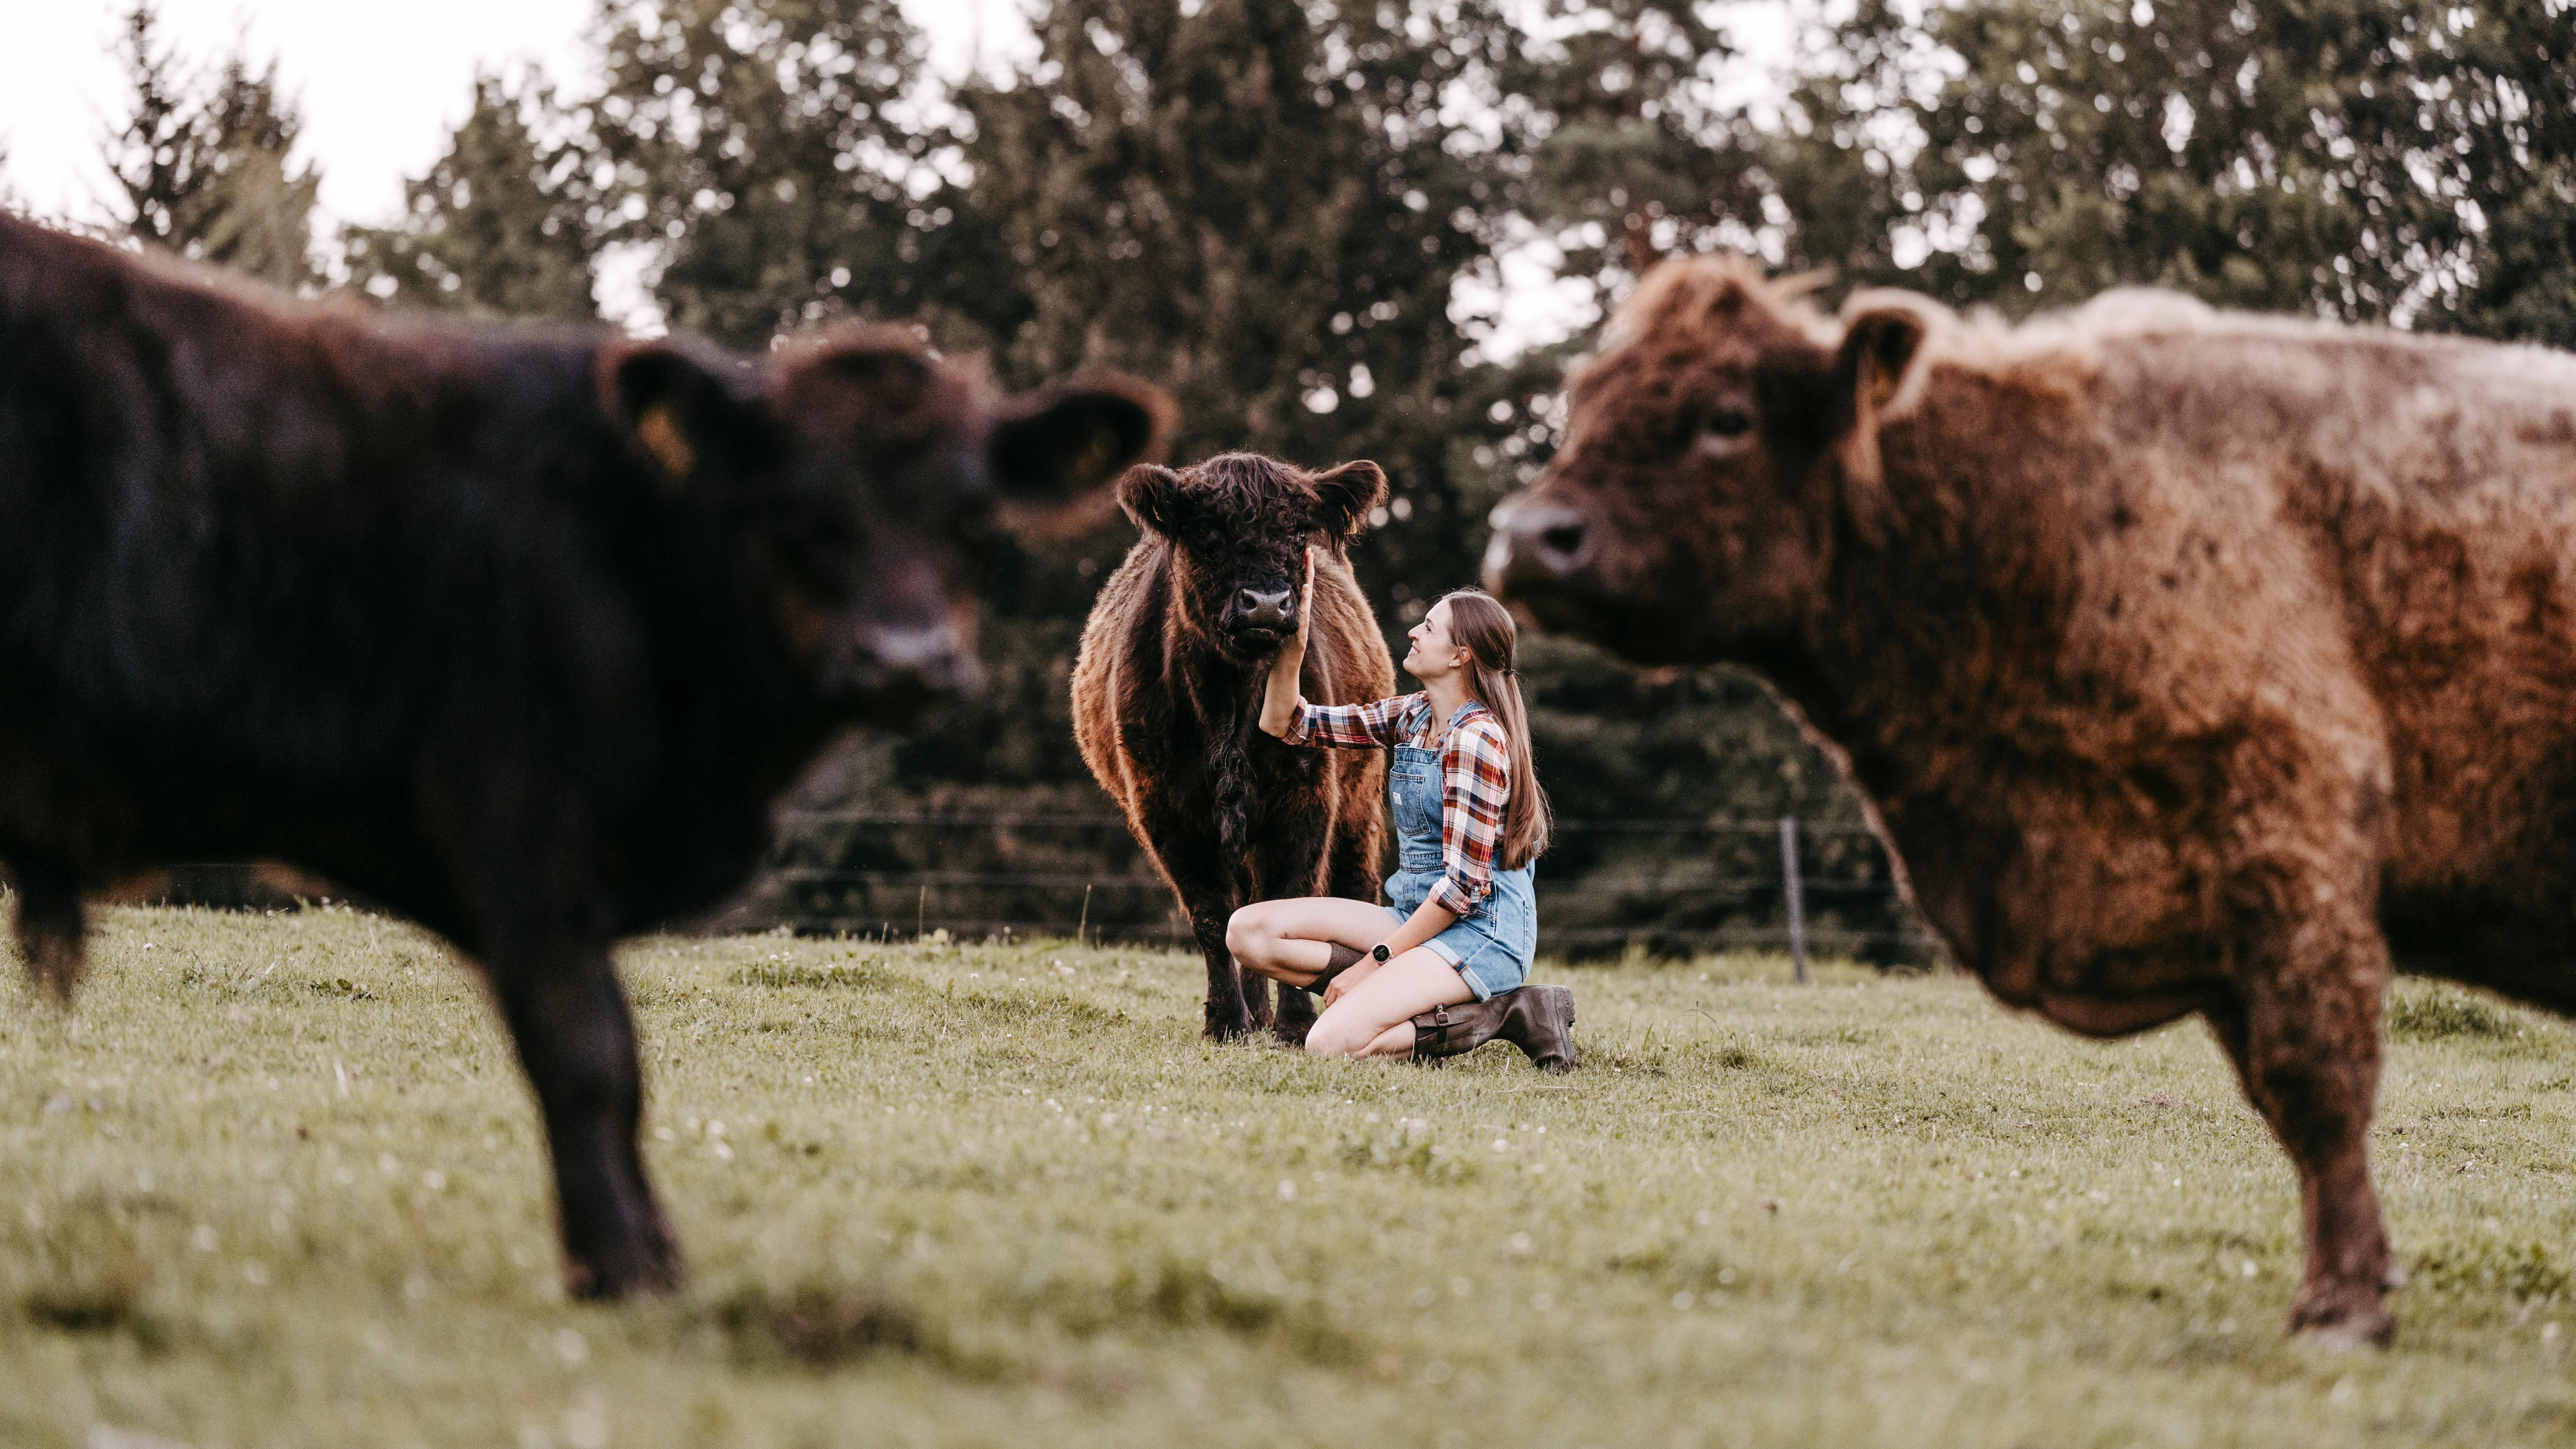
[1258,547,1315,738]
[1294,546,1316,655]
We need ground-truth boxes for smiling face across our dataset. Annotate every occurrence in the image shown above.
[1481,258,1931,667]
[603,328,1169,718]
[1402,598,1469,684]
[1118,452,1388,664]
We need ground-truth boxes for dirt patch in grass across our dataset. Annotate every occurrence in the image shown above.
[707,1281,928,1370]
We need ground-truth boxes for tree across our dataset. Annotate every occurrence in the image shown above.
[588,0,935,349]
[343,74,599,321]
[1763,0,2576,342]
[105,3,321,290]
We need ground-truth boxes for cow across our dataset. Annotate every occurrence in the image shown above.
[0,213,1168,1298]
[1072,452,1394,1042]
[1484,254,2576,1347]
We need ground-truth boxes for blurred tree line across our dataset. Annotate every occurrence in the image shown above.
[40,0,2575,956]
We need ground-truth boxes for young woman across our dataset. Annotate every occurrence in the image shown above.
[1227,553,1576,1070]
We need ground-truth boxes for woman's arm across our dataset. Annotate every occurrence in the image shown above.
[1256,547,1314,739]
[1260,549,1411,747]
[1425,716,1510,920]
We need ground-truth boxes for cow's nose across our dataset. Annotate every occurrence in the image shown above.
[1238,587,1293,627]
[859,621,985,699]
[1483,497,1593,594]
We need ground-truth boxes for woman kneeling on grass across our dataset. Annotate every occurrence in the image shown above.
[1228,554,1576,1070]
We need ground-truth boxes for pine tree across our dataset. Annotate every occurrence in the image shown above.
[343,73,598,321]
[105,2,321,290]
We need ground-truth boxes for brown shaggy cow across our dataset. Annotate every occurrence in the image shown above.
[1073,453,1394,1042]
[1486,256,2576,1346]
[0,213,1167,1298]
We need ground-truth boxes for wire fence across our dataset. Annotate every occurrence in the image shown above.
[748,809,1946,966]
[119,811,1946,967]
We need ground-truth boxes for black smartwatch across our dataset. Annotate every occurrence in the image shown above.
[1370,942,1392,964]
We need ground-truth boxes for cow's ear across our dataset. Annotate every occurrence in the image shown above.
[991,375,1173,504]
[1829,292,1936,543]
[1117,464,1189,537]
[1311,459,1388,538]
[600,341,768,491]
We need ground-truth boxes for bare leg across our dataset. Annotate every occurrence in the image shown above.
[1227,896,1398,987]
[1305,950,1474,1058]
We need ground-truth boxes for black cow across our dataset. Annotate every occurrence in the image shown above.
[0,213,1168,1297]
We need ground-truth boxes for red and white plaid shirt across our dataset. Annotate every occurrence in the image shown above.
[1282,692,1511,918]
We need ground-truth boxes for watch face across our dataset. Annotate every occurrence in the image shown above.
[1371,943,1391,963]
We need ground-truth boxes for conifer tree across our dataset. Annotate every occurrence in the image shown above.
[343,74,599,321]
[105,3,321,290]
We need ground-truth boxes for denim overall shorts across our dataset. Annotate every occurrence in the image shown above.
[1382,740,1536,1001]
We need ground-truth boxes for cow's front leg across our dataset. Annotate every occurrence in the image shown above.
[426,758,677,1299]
[2205,907,2396,1347]
[5,853,88,1001]
[1177,886,1254,1041]
[485,944,680,1298]
[1251,810,1336,1050]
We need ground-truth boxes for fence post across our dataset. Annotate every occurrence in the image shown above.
[1779,816,1808,984]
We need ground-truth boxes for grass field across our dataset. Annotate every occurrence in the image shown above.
[5,904,2575,1448]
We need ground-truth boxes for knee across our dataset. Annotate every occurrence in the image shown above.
[1225,906,1267,964]
[1304,1014,1368,1058]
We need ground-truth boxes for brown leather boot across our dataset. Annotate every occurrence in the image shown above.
[1410,984,1578,1073]
[1299,942,1367,998]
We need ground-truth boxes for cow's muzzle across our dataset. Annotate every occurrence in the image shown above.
[1482,496,1597,600]
[834,620,985,718]
[1224,585,1297,653]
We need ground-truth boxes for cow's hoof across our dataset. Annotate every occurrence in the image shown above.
[2288,1285,2393,1350]
[1202,1012,1252,1042]
[565,1234,685,1301]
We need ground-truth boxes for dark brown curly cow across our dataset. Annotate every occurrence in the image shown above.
[0,212,1167,1298]
[1487,256,2576,1346]
[1073,453,1394,1042]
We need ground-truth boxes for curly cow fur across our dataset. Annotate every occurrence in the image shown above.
[1073,453,1394,1042]
[1488,255,2576,1346]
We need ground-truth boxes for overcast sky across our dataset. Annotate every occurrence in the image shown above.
[0,0,1040,226]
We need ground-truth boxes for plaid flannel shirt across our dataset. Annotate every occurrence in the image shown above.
[1282,692,1510,918]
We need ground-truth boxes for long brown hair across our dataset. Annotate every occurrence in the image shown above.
[1438,589,1552,869]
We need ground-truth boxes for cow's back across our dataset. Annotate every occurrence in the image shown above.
[1894,310,2576,996]
[2086,327,2576,906]
[0,217,795,930]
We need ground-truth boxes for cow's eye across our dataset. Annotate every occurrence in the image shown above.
[1700,408,1754,441]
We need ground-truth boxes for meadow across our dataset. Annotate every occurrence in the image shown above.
[5,904,2574,1449]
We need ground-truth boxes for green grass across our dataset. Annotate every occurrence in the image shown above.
[5,906,2575,1448]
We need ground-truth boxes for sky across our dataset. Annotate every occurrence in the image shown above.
[0,0,1038,226]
